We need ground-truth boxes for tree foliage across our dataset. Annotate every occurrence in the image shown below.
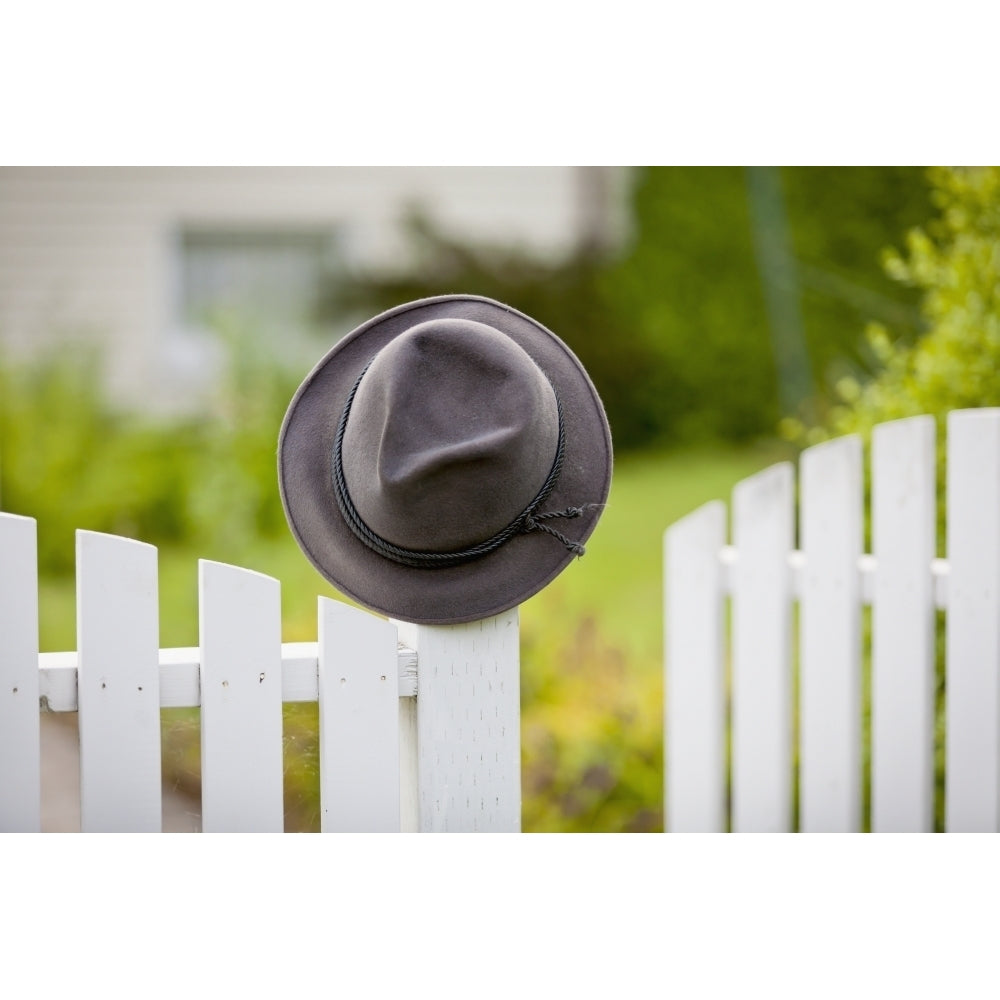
[789,166,1000,445]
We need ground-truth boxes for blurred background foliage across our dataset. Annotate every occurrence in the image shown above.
[3,165,997,832]
[319,166,930,448]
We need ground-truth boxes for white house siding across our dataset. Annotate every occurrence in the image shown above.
[0,166,625,409]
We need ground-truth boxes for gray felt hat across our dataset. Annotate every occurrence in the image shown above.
[277,295,612,625]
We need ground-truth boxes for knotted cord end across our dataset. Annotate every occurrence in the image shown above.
[521,503,605,557]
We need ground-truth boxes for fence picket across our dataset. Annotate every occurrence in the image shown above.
[397,610,520,832]
[77,531,161,832]
[732,463,794,832]
[199,561,283,833]
[664,501,726,832]
[799,436,863,832]
[318,598,399,832]
[0,514,41,832]
[871,416,936,832]
[946,409,1000,832]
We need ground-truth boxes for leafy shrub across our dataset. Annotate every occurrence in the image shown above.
[787,166,1000,447]
[0,347,198,571]
[520,616,663,832]
[0,326,302,575]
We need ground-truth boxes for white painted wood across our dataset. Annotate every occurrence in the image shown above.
[871,416,936,832]
[664,501,726,832]
[318,598,399,832]
[731,463,794,832]
[398,696,419,833]
[946,409,1000,831]
[389,629,421,835]
[399,610,520,832]
[76,530,161,832]
[799,436,863,832]
[719,546,951,610]
[38,642,418,711]
[0,514,41,832]
[199,560,283,833]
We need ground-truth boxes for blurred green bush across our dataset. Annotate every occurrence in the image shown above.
[788,166,1000,448]
[0,324,301,576]
[520,614,663,832]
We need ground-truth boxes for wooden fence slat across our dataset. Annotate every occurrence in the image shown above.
[871,416,936,832]
[946,409,1000,831]
[664,501,726,832]
[0,514,41,832]
[799,436,863,832]
[318,598,400,832]
[199,560,283,833]
[732,463,794,832]
[77,531,161,832]
[397,610,520,832]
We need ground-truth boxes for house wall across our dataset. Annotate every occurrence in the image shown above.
[0,166,627,409]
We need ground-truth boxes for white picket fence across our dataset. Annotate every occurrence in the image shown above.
[665,409,1000,833]
[0,519,521,833]
[6,408,1000,834]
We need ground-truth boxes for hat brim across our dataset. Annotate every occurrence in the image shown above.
[277,295,613,625]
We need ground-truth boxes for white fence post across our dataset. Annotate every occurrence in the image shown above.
[871,416,936,832]
[0,513,40,832]
[318,597,400,832]
[731,463,794,832]
[799,436,863,833]
[77,530,162,832]
[199,560,284,833]
[397,609,521,833]
[946,409,1000,832]
[664,501,726,832]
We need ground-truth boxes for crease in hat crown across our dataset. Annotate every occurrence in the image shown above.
[340,317,561,554]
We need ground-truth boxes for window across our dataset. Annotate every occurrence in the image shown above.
[177,226,342,341]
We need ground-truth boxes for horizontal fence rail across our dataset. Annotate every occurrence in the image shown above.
[664,409,1000,834]
[37,644,419,712]
[716,549,952,609]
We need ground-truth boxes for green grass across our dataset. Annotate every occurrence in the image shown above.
[35,440,788,831]
[521,439,792,667]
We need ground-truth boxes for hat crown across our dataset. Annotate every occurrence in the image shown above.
[341,318,560,553]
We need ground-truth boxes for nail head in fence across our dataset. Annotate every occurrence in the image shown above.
[732,462,794,833]
[871,415,936,833]
[664,501,726,833]
[799,435,863,833]
[199,560,284,833]
[318,598,400,832]
[0,513,41,832]
[946,409,1000,832]
[77,531,162,833]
